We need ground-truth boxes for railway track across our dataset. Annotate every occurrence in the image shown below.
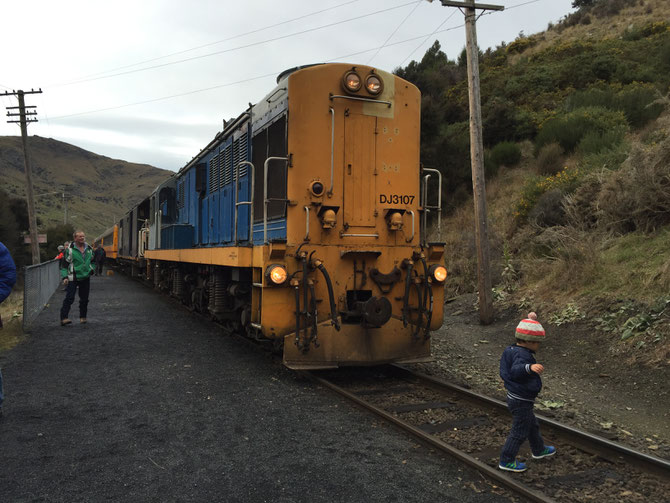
[308,365,670,503]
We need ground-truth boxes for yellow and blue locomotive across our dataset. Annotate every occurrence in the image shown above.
[102,63,446,369]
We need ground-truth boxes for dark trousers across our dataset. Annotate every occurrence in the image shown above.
[500,397,545,463]
[95,261,104,275]
[60,278,90,320]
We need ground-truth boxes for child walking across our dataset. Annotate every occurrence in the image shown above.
[499,312,556,472]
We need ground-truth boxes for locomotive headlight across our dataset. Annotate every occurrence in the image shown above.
[429,264,448,283]
[343,71,362,92]
[266,264,288,285]
[365,74,383,95]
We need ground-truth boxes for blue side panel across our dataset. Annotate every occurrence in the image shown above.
[209,192,218,245]
[221,185,233,243]
[188,170,197,237]
[200,197,209,245]
[161,224,194,249]
[252,219,287,244]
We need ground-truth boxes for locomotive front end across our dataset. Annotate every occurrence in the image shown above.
[266,64,445,368]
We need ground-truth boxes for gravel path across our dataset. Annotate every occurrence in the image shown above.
[0,275,513,503]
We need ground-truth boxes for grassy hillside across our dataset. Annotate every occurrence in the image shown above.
[0,136,172,238]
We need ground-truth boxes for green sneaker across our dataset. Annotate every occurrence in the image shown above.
[498,460,527,472]
[532,446,556,459]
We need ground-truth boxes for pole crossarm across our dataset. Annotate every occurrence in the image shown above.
[1,89,42,96]
[437,1,503,10]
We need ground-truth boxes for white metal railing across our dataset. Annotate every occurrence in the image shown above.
[23,259,60,329]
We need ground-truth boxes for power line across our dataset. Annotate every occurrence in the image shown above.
[46,22,466,122]
[48,1,419,89]
[52,0,362,85]
[366,0,424,65]
[48,73,279,120]
[397,9,458,67]
[45,0,550,121]
[393,0,544,67]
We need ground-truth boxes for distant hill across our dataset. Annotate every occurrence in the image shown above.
[0,136,172,237]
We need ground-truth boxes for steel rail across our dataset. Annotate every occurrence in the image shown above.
[307,371,556,503]
[391,364,670,479]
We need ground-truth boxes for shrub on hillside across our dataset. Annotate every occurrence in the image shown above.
[535,107,628,154]
[567,84,664,129]
[536,143,564,176]
[528,189,567,227]
[577,130,625,155]
[597,140,670,233]
[564,139,670,234]
[590,0,636,17]
[616,83,665,128]
[507,36,537,55]
[622,21,669,41]
[514,167,582,223]
[483,98,537,145]
[490,142,521,168]
[563,175,603,230]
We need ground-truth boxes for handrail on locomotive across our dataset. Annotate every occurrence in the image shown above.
[235,160,255,244]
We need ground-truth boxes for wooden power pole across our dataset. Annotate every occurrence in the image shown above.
[4,88,43,265]
[432,1,502,324]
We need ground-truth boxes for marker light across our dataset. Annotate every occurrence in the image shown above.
[266,264,288,285]
[429,264,448,283]
[365,74,383,95]
[310,181,324,197]
[343,71,361,92]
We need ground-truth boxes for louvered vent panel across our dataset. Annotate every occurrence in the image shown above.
[222,145,233,186]
[209,157,217,192]
[177,181,185,209]
[236,133,248,178]
[215,153,222,192]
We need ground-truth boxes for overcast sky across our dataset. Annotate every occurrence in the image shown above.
[1,0,574,172]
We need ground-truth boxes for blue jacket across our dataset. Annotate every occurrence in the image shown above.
[499,344,542,402]
[0,242,17,303]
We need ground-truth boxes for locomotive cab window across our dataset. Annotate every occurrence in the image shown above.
[253,116,287,222]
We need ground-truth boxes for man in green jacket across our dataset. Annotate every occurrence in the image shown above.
[60,230,95,325]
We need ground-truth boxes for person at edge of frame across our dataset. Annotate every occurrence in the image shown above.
[93,242,106,276]
[59,230,94,326]
[0,241,18,417]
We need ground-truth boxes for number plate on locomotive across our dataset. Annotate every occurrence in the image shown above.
[379,194,415,205]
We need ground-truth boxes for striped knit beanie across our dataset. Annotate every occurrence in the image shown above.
[515,312,545,341]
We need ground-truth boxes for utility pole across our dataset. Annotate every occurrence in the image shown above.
[62,191,71,224]
[4,88,43,265]
[431,1,502,324]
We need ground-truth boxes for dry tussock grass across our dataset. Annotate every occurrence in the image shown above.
[0,287,24,352]
[441,160,531,296]
[566,134,670,234]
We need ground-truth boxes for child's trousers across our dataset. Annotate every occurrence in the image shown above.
[500,397,545,463]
